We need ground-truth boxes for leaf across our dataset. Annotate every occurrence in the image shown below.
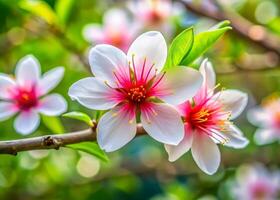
[55,0,75,26]
[19,0,57,25]
[42,115,65,134]
[63,111,94,127]
[164,27,194,69]
[67,142,109,162]
[181,21,232,66]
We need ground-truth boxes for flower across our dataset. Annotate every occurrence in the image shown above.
[0,55,67,135]
[128,0,183,36]
[232,164,280,200]
[69,31,203,152]
[83,8,139,52]
[247,95,280,145]
[165,59,249,175]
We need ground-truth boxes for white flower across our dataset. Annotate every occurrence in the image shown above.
[0,55,67,135]
[232,164,280,200]
[248,95,280,145]
[83,8,139,52]
[69,31,203,152]
[165,59,249,175]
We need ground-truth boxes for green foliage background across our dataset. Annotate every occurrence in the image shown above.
[0,0,280,199]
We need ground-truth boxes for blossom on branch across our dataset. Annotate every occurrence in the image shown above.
[0,55,67,135]
[69,31,203,152]
[231,164,280,200]
[165,59,249,175]
[247,95,280,145]
[83,8,139,52]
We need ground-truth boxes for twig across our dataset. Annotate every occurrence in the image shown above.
[180,0,280,57]
[0,124,146,155]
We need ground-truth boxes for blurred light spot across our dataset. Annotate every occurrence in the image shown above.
[255,1,278,24]
[265,52,279,67]
[7,27,26,45]
[20,154,39,170]
[76,155,100,178]
[139,146,162,168]
[248,25,266,41]
[29,150,49,159]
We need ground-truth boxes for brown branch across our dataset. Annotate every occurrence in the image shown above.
[0,124,146,155]
[180,0,280,57]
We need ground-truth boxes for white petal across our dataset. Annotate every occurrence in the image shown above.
[15,55,41,87]
[0,75,16,100]
[199,58,216,89]
[247,107,270,128]
[89,44,128,86]
[38,67,64,96]
[97,106,136,152]
[38,94,67,116]
[157,67,203,105]
[254,128,278,145]
[223,125,249,149]
[68,77,120,110]
[191,132,221,175]
[217,89,248,119]
[165,127,193,162]
[141,103,184,145]
[0,102,18,121]
[127,31,167,72]
[82,24,104,43]
[14,111,40,135]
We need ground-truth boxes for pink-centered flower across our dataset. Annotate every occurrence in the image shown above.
[165,59,249,175]
[248,95,280,145]
[83,8,139,52]
[69,31,203,152]
[232,164,280,200]
[0,55,67,135]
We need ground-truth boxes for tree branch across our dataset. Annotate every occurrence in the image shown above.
[0,124,146,155]
[180,0,280,57]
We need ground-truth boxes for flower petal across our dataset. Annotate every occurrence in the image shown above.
[0,102,18,121]
[154,66,203,105]
[127,31,167,73]
[141,103,184,145]
[89,44,128,86]
[165,125,193,162]
[15,55,41,87]
[217,89,248,119]
[223,125,249,149]
[83,24,104,43]
[38,67,64,96]
[14,110,40,135]
[97,105,136,152]
[199,58,216,89]
[254,128,278,145]
[191,132,221,175]
[247,107,270,128]
[0,75,16,100]
[68,77,120,110]
[38,94,67,116]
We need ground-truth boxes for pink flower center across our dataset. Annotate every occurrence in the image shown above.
[182,87,231,143]
[111,56,165,106]
[127,85,147,103]
[14,86,38,111]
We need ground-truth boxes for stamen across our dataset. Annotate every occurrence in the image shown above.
[132,54,138,83]
[144,63,155,82]
[150,71,166,90]
[141,57,147,80]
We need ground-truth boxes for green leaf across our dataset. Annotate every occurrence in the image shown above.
[55,0,75,26]
[67,142,109,162]
[63,111,93,127]
[42,115,65,134]
[164,27,194,69]
[19,0,57,25]
[181,21,232,66]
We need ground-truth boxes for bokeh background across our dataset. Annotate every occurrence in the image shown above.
[0,0,280,199]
